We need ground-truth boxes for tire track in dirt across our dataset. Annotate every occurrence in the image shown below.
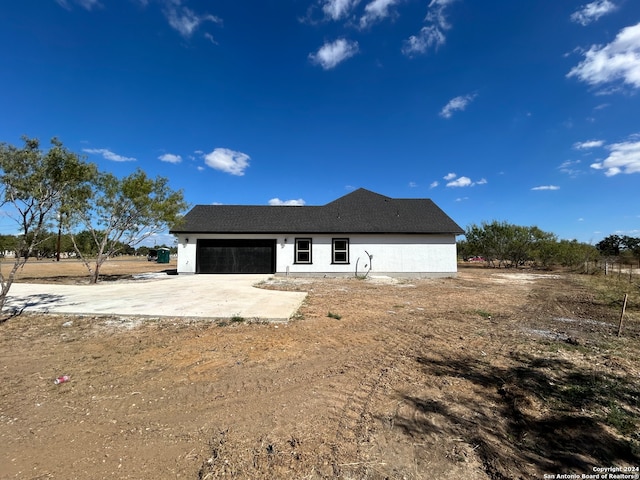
[324,315,425,478]
[324,273,539,480]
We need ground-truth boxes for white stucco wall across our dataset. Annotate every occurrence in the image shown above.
[176,238,198,274]
[175,233,459,277]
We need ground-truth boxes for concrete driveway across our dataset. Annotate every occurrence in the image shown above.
[5,274,307,322]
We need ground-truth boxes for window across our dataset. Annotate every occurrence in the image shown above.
[332,238,349,264]
[295,238,312,264]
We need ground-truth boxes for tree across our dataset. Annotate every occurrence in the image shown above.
[136,245,151,257]
[0,234,18,255]
[595,235,624,257]
[464,221,557,268]
[0,136,96,312]
[465,220,518,267]
[621,236,640,265]
[69,168,187,283]
[553,239,598,269]
[595,234,640,269]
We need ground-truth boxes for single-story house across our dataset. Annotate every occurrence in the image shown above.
[170,188,464,277]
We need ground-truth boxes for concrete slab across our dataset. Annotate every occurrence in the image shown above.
[5,274,307,322]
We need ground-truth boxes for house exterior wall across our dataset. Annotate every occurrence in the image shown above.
[175,233,458,277]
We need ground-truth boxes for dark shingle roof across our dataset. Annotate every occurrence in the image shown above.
[171,188,464,235]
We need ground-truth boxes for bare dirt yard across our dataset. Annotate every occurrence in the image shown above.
[1,259,639,479]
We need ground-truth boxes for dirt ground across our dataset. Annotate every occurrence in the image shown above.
[1,259,639,479]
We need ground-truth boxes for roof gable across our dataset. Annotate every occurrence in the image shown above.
[172,188,463,235]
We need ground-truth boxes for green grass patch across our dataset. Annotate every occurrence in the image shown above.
[605,402,637,435]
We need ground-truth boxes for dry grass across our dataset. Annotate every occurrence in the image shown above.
[1,256,175,283]
[1,263,639,479]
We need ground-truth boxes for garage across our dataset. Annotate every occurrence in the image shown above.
[196,239,276,274]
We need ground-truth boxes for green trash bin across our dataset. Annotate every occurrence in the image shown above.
[156,247,170,264]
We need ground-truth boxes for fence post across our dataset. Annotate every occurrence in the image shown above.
[617,293,629,337]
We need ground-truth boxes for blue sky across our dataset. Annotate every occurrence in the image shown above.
[1,0,639,245]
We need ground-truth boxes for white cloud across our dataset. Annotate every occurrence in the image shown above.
[425,0,458,34]
[56,0,102,10]
[402,0,457,56]
[163,1,221,38]
[568,22,640,89]
[359,0,400,29]
[444,173,486,187]
[446,176,472,187]
[429,181,439,188]
[322,0,360,20]
[76,0,101,9]
[403,26,446,56]
[408,181,417,188]
[83,148,136,162]
[268,198,306,206]
[591,137,640,176]
[158,153,182,164]
[573,139,604,149]
[440,94,477,118]
[559,159,583,176]
[531,185,560,191]
[309,38,359,69]
[203,148,250,176]
[570,0,617,26]
[139,232,178,248]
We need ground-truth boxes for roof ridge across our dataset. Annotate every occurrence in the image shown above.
[324,188,391,206]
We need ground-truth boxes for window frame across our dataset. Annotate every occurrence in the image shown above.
[294,237,312,264]
[331,238,350,264]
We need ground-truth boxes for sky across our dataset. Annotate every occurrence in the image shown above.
[1,0,639,246]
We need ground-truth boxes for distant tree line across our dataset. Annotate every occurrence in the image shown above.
[594,234,640,261]
[0,232,176,259]
[458,221,640,270]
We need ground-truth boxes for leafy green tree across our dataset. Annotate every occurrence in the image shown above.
[595,235,624,257]
[465,221,518,267]
[0,136,96,311]
[33,232,75,259]
[554,239,599,269]
[465,221,499,266]
[72,230,100,256]
[69,169,187,283]
[0,234,18,255]
[621,236,640,265]
[529,227,558,265]
[595,234,640,269]
[136,245,151,257]
[34,230,55,258]
[530,234,558,268]
[456,239,473,260]
[465,221,558,268]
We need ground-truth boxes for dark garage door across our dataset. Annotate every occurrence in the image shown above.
[196,239,276,274]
